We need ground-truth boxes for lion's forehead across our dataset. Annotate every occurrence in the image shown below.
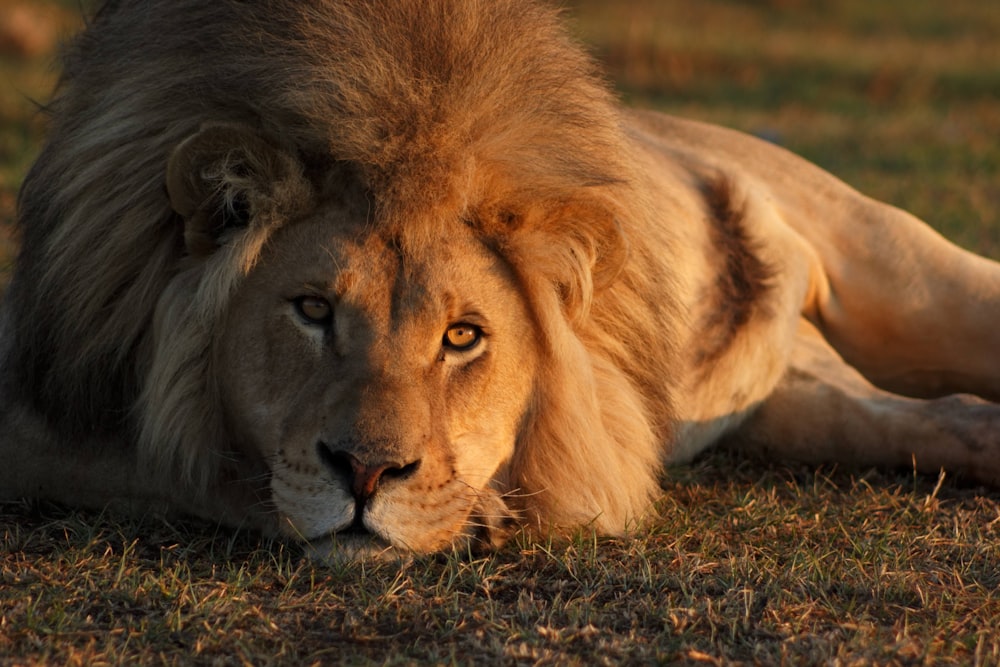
[261,212,521,327]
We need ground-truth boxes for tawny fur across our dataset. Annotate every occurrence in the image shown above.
[2,0,1000,559]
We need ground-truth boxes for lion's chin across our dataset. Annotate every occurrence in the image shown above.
[290,491,518,563]
[303,531,403,565]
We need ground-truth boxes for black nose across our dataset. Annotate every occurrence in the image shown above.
[319,446,420,503]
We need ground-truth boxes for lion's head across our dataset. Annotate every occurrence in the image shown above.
[3,0,680,558]
[158,123,542,557]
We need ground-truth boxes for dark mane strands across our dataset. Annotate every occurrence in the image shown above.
[5,0,683,517]
[6,0,633,434]
[694,179,776,367]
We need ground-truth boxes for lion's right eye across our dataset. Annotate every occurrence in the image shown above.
[443,323,482,351]
[293,296,333,325]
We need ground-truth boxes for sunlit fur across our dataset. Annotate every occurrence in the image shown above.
[1,0,678,545]
[6,0,999,558]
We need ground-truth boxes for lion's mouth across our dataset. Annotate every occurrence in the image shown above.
[323,511,392,550]
[334,524,388,545]
[277,479,518,559]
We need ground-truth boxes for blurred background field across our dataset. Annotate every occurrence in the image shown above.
[0,0,79,278]
[571,0,1000,255]
[1,0,998,275]
[1,1,999,664]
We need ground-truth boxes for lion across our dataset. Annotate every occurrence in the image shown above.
[1,0,999,561]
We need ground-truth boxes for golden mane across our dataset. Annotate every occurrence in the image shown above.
[5,0,681,529]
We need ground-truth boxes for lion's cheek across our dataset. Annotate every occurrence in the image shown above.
[444,352,537,492]
[448,429,517,497]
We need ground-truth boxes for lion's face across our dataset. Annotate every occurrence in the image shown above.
[156,123,650,559]
[215,203,538,558]
[13,0,670,561]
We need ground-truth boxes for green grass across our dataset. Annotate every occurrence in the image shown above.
[3,0,1000,664]
[569,0,1000,256]
[4,457,999,664]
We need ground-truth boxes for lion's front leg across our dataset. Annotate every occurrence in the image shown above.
[728,318,1000,486]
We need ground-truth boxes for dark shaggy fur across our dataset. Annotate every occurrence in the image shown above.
[6,0,665,440]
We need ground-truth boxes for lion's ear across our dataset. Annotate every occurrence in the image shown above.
[166,123,314,256]
[499,198,628,321]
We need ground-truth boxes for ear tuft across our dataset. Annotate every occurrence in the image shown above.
[497,197,628,321]
[166,123,314,256]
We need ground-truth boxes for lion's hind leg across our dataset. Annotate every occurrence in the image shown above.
[730,319,1000,486]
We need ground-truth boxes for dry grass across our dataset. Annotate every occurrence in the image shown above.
[4,455,999,664]
[2,1,1000,665]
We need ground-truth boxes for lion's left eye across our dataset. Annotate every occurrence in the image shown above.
[443,324,482,351]
[294,296,333,325]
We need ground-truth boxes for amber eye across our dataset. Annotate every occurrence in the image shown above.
[294,296,333,325]
[443,323,482,351]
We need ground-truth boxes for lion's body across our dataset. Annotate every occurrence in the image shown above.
[2,0,999,559]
